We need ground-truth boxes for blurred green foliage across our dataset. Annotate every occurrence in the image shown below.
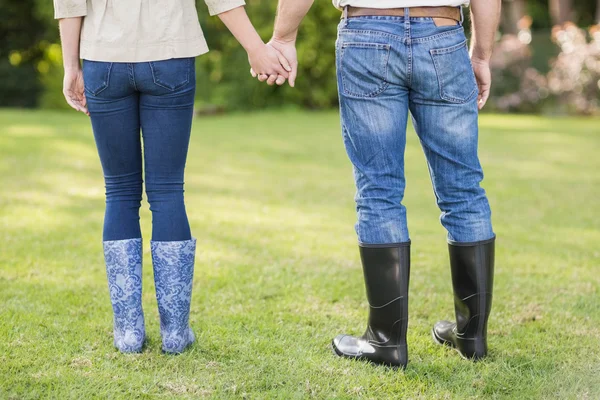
[0,0,598,110]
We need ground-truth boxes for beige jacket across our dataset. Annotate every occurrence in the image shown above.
[54,0,245,62]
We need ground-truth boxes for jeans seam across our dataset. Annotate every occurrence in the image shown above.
[127,64,138,91]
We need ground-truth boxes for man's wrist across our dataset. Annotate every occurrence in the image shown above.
[272,30,298,44]
[470,45,492,63]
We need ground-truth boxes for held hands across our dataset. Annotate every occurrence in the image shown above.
[249,39,298,88]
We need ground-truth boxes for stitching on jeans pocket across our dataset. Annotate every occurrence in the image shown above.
[83,61,113,96]
[339,42,391,98]
[430,40,477,104]
[149,58,191,91]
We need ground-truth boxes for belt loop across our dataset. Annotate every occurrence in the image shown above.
[343,6,349,27]
[459,6,464,25]
[404,7,410,37]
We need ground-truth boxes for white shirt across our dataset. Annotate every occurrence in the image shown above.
[333,0,469,9]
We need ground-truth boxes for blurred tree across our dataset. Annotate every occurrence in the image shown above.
[549,0,573,24]
[0,1,48,107]
[502,0,528,34]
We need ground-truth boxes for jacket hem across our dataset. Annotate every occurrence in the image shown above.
[80,39,209,63]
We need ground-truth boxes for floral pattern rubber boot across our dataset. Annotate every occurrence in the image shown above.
[103,238,146,353]
[151,238,196,354]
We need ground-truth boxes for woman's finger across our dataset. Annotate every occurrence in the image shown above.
[258,73,269,82]
[276,75,286,86]
[64,93,80,112]
[266,74,278,86]
[250,68,257,78]
[65,93,88,114]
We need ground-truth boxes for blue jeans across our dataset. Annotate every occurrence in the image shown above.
[83,58,196,242]
[336,15,494,246]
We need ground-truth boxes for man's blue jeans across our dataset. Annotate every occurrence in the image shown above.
[83,58,195,242]
[336,16,495,245]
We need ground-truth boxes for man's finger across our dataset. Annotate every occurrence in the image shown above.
[258,74,269,82]
[478,89,490,110]
[275,51,292,73]
[289,62,298,88]
[250,68,257,78]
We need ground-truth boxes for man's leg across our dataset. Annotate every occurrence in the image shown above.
[409,25,495,359]
[331,19,411,368]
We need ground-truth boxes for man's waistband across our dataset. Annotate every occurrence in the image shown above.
[346,6,461,22]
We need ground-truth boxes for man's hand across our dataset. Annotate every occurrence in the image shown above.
[247,42,291,86]
[63,68,88,115]
[471,57,491,110]
[267,38,298,87]
[469,0,501,110]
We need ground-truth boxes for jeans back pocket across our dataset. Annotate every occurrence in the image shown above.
[149,58,193,91]
[82,60,113,96]
[430,40,478,104]
[338,42,391,98]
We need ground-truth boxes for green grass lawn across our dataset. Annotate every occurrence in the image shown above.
[1,109,599,399]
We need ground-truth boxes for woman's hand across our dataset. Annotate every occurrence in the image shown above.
[247,43,291,86]
[63,67,88,115]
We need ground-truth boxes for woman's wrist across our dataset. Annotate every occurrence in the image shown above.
[242,35,265,55]
[63,59,81,73]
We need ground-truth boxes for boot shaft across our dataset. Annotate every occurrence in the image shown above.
[359,245,410,346]
[103,238,145,353]
[448,239,495,337]
[151,238,197,354]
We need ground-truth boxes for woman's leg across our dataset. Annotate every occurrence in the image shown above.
[84,61,145,353]
[135,58,197,353]
[137,59,195,242]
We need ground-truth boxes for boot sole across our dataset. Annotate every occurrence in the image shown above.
[331,340,406,370]
[431,328,469,361]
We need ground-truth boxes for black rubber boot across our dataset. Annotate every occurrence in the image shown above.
[332,244,410,368]
[432,238,495,360]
